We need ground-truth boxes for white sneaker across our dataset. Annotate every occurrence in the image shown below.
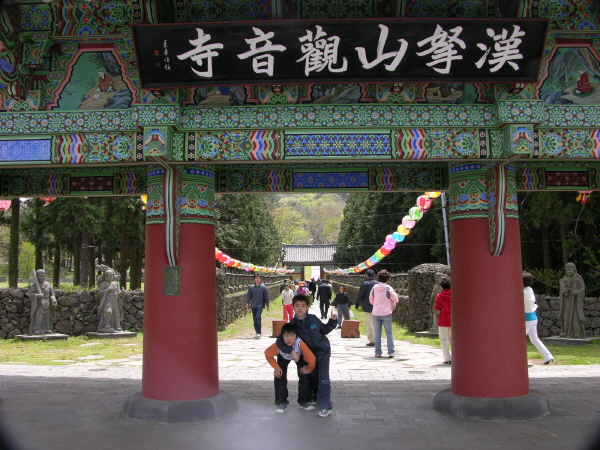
[276,404,287,413]
[298,403,315,411]
[317,408,332,417]
[255,334,261,339]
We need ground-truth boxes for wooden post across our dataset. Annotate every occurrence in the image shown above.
[341,320,360,338]
[272,319,287,338]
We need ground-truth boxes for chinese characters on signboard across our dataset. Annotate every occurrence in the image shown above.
[133,19,548,87]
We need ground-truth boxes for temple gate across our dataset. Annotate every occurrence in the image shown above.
[1,0,599,421]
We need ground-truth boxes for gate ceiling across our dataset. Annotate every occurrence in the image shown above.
[0,1,599,197]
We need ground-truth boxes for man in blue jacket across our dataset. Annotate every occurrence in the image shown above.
[246,274,270,338]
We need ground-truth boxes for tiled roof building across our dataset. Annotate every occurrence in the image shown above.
[281,244,336,264]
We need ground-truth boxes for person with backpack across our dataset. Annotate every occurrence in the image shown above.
[369,270,399,358]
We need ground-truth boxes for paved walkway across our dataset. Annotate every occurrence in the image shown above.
[0,305,599,450]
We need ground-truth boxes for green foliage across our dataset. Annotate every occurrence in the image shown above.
[18,242,35,278]
[529,268,562,295]
[334,192,447,272]
[216,194,281,265]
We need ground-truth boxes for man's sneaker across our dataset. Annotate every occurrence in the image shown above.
[317,408,332,417]
[298,402,315,411]
[276,404,287,414]
[255,334,261,339]
[308,400,317,406]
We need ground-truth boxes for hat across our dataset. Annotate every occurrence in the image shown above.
[365,269,375,276]
[298,281,306,287]
[338,285,345,289]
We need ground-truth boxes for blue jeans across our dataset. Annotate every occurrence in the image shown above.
[251,307,263,334]
[374,314,394,356]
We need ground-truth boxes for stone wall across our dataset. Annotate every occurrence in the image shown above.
[216,271,286,332]
[0,271,288,338]
[0,287,145,338]
[535,295,600,338]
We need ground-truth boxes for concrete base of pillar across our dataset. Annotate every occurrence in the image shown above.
[122,390,238,423]
[433,388,550,421]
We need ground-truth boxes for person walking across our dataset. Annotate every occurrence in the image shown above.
[282,283,294,322]
[332,285,352,329]
[369,270,399,358]
[356,269,377,346]
[245,274,270,339]
[316,279,333,319]
[523,272,554,365]
[434,276,452,364]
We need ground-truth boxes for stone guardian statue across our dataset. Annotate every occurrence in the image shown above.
[429,272,445,333]
[26,269,57,335]
[558,262,586,339]
[96,266,125,333]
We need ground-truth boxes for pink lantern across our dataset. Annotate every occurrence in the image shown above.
[401,215,416,229]
[0,200,11,212]
[385,234,394,244]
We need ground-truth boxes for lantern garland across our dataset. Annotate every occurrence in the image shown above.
[215,247,294,274]
[324,192,441,275]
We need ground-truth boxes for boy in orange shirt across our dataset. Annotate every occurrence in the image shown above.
[265,322,316,413]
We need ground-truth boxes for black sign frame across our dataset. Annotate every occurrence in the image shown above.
[133,18,549,88]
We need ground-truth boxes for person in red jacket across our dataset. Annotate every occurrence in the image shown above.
[434,276,452,365]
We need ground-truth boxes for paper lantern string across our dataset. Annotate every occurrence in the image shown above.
[214,191,441,275]
[215,248,294,274]
[324,192,441,275]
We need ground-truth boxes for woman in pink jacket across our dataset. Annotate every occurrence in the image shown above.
[369,270,399,358]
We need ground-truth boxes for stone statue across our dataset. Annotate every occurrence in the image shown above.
[429,273,445,332]
[96,265,125,333]
[558,262,586,339]
[26,269,57,335]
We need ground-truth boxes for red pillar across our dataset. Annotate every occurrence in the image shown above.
[141,166,219,401]
[142,222,218,400]
[450,217,528,398]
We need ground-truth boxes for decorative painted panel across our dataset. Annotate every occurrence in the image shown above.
[219,168,293,192]
[448,163,489,220]
[146,168,165,224]
[180,105,496,130]
[70,175,114,192]
[144,127,170,157]
[179,167,216,225]
[545,170,589,188]
[285,133,391,158]
[518,167,546,190]
[395,129,479,159]
[190,131,281,161]
[0,139,51,162]
[114,172,145,195]
[293,171,368,189]
[539,129,600,158]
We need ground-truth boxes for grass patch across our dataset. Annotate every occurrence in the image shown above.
[0,334,143,366]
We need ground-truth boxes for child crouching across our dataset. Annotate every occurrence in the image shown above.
[264,322,316,413]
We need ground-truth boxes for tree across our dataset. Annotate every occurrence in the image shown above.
[215,194,280,265]
[8,199,19,287]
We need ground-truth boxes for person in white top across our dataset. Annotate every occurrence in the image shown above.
[523,272,553,365]
[282,283,294,322]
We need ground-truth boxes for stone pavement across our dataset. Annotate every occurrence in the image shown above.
[0,305,599,450]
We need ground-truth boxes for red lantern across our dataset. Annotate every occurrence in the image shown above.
[416,195,433,210]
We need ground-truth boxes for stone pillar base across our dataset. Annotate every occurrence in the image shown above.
[122,390,238,423]
[433,388,550,421]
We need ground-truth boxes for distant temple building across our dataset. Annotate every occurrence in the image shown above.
[280,244,337,281]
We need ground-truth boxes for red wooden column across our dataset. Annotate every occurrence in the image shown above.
[433,163,549,420]
[123,166,237,423]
